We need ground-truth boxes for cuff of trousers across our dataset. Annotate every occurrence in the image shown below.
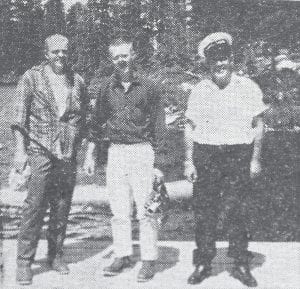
[192,248,215,266]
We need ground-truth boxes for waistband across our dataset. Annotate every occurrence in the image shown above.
[194,142,253,152]
[110,142,152,148]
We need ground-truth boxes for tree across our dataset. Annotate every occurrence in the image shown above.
[66,2,86,69]
[0,0,13,76]
[44,0,66,37]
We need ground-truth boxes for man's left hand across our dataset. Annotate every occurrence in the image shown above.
[153,168,164,183]
[250,158,262,178]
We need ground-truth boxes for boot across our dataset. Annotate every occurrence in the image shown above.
[187,264,212,285]
[231,262,257,287]
[103,256,132,276]
[48,256,70,275]
[137,260,155,282]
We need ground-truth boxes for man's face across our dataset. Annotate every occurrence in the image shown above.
[207,57,232,87]
[109,43,135,74]
[45,38,68,74]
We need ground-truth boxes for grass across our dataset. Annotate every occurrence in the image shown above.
[0,85,299,242]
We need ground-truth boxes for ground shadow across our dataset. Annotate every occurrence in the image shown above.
[102,244,179,274]
[211,247,266,276]
[32,238,112,276]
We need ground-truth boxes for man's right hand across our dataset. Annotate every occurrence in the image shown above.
[184,161,198,183]
[83,156,95,176]
[13,151,28,173]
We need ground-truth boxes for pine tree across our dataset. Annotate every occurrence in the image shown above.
[66,2,86,69]
[10,0,44,75]
[44,0,66,37]
[0,0,13,76]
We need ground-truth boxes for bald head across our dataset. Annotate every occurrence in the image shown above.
[44,34,69,74]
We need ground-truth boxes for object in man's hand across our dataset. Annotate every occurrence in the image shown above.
[8,164,31,191]
[144,179,170,224]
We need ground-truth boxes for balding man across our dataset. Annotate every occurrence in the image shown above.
[12,34,87,285]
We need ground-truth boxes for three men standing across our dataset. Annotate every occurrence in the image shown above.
[12,31,267,286]
[83,36,165,282]
[184,32,267,287]
[13,34,87,285]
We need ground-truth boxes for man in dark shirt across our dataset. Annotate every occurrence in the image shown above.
[12,34,87,285]
[83,36,165,282]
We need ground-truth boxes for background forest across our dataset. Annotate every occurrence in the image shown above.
[0,0,300,82]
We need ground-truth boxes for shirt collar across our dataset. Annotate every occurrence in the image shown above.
[111,71,141,88]
[206,72,238,90]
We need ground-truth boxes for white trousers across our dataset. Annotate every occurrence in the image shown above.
[106,142,158,260]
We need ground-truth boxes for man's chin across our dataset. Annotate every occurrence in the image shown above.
[212,72,232,88]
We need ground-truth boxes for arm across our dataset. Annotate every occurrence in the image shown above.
[150,84,166,172]
[12,72,32,171]
[250,116,264,178]
[184,121,197,182]
[83,79,107,175]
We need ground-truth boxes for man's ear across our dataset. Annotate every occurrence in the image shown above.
[130,46,136,60]
[44,46,49,60]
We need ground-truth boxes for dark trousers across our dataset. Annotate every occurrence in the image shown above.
[17,153,76,265]
[192,143,254,266]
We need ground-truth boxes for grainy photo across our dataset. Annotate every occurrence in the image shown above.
[0,0,299,288]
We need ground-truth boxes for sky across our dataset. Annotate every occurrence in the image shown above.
[47,0,300,11]
[41,0,87,10]
[63,0,87,9]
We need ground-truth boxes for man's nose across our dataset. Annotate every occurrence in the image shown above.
[58,51,66,57]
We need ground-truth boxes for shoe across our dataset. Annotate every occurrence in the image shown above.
[187,264,212,285]
[103,256,132,276]
[16,265,33,286]
[137,260,155,282]
[231,263,258,287]
[49,257,70,275]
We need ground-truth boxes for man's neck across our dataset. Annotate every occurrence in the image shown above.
[115,70,134,83]
[212,73,233,90]
[45,64,65,77]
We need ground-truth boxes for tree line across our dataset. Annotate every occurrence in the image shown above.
[0,0,299,82]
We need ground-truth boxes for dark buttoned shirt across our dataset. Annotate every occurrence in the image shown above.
[12,62,87,159]
[88,72,165,149]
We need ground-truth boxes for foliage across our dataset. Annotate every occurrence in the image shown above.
[0,0,299,82]
[44,0,66,37]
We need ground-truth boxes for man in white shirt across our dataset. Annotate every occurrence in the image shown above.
[184,32,267,287]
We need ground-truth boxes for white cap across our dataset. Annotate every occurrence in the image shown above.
[198,32,232,58]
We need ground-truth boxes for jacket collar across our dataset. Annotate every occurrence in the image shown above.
[111,70,141,89]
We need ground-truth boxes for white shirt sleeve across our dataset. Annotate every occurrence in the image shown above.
[185,83,204,128]
[247,79,269,117]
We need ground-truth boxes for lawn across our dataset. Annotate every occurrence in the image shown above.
[0,85,299,242]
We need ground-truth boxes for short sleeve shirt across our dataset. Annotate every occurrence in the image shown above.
[185,73,268,145]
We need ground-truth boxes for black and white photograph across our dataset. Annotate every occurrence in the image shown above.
[0,0,299,288]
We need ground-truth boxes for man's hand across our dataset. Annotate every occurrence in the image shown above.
[14,151,28,173]
[153,168,164,183]
[184,161,198,183]
[83,156,95,176]
[250,158,262,179]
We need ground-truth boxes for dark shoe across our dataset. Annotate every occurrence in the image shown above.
[16,265,33,286]
[49,257,70,275]
[187,264,212,285]
[103,256,132,276]
[137,260,155,282]
[231,263,257,287]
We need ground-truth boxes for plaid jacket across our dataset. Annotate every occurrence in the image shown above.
[12,62,88,159]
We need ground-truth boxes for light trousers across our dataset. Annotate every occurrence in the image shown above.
[106,142,158,260]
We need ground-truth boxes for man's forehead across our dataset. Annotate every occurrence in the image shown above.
[45,35,68,51]
[109,43,133,56]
